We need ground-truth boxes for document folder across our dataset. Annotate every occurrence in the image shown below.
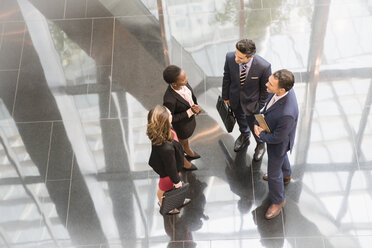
[254,114,271,133]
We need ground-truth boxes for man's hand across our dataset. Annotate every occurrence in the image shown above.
[254,124,263,138]
[224,100,230,106]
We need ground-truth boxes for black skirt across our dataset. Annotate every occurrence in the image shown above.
[172,115,196,140]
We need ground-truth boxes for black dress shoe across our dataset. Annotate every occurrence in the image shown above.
[253,143,266,161]
[185,152,201,161]
[234,134,250,152]
[183,163,198,171]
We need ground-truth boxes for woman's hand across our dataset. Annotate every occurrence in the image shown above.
[191,105,202,115]
[174,181,182,188]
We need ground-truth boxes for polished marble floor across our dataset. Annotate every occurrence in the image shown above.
[0,0,372,247]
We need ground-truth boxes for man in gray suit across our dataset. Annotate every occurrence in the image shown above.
[222,39,271,160]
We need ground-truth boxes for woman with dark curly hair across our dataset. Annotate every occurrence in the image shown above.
[147,105,190,214]
[163,65,201,170]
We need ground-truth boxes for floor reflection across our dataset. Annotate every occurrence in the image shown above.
[0,0,371,247]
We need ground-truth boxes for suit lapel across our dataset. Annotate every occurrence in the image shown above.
[245,57,257,82]
[265,94,288,114]
[168,86,191,108]
[263,94,274,113]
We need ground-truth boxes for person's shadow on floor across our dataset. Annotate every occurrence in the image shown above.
[163,171,208,247]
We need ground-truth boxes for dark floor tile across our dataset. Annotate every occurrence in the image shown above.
[283,197,325,237]
[67,160,108,245]
[0,180,69,247]
[86,0,112,18]
[262,0,285,9]
[211,238,293,248]
[0,22,25,70]
[47,122,74,181]
[88,0,153,17]
[0,70,18,114]
[16,26,95,122]
[86,66,111,119]
[29,0,66,20]
[295,237,325,248]
[325,236,372,248]
[103,241,209,248]
[111,18,165,114]
[1,0,372,246]
[43,179,71,228]
[15,37,62,121]
[0,0,23,22]
[91,18,114,66]
[82,119,133,172]
[116,16,163,43]
[65,0,86,19]
[285,170,371,237]
[54,19,92,57]
[246,0,262,9]
[14,122,52,180]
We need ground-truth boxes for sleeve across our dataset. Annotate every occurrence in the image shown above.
[259,115,294,145]
[258,64,271,109]
[222,53,231,100]
[159,144,181,184]
[190,85,198,105]
[187,108,195,117]
[163,94,189,123]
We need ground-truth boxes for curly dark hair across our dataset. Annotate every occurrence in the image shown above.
[163,65,181,84]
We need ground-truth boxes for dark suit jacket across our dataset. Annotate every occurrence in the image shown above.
[259,89,299,157]
[148,140,184,184]
[163,83,198,139]
[222,52,271,115]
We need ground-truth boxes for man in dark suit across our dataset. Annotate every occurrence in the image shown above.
[222,39,271,160]
[254,69,299,219]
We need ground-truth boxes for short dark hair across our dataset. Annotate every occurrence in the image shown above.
[236,39,256,57]
[163,65,181,84]
[272,69,295,92]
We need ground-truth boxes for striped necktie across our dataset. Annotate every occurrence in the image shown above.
[240,63,247,86]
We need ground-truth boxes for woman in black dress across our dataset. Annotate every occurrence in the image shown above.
[163,65,201,170]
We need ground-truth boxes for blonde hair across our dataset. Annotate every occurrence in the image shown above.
[147,105,173,145]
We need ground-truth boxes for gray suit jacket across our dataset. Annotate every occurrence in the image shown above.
[222,52,271,115]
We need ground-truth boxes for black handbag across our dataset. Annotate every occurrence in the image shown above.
[216,95,236,133]
[160,183,189,215]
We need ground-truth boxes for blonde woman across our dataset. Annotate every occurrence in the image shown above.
[147,105,190,214]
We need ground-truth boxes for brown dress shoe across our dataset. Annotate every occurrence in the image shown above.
[263,174,291,185]
[265,199,286,219]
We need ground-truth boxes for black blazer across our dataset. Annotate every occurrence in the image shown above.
[148,140,184,184]
[163,83,198,139]
[222,52,271,115]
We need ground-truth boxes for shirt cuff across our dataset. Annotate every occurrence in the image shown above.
[187,108,194,118]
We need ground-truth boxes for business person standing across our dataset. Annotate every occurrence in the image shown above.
[254,69,299,219]
[222,39,271,160]
[163,65,201,171]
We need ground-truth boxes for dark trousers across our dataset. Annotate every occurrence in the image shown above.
[232,104,262,145]
[267,148,291,204]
